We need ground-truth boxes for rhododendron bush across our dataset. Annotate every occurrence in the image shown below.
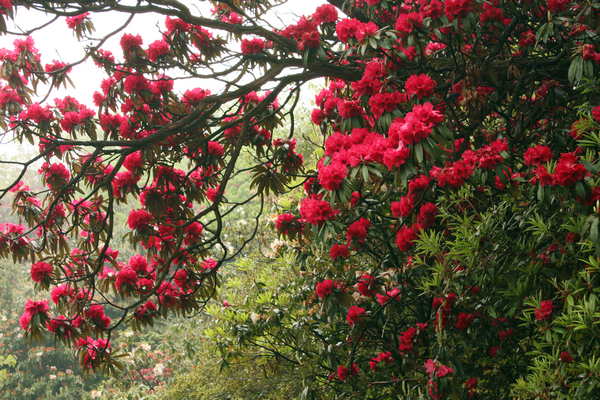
[2,0,600,397]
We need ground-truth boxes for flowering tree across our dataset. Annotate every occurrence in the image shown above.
[2,0,600,397]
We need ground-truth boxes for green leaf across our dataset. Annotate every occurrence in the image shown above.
[414,143,424,164]
[581,159,599,176]
[568,57,583,83]
[591,217,599,244]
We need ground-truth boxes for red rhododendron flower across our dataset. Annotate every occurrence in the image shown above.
[399,327,418,352]
[347,217,370,247]
[534,165,555,187]
[337,363,359,381]
[405,74,435,99]
[50,284,72,304]
[20,299,50,330]
[298,30,320,50]
[444,0,472,21]
[316,279,334,298]
[85,304,111,328]
[347,305,366,326]
[336,18,362,43]
[377,287,401,305]
[208,141,224,157]
[128,254,149,274]
[370,351,393,370]
[395,12,423,36]
[318,161,347,191]
[299,197,335,226]
[519,30,537,47]
[123,74,151,94]
[127,209,151,230]
[338,100,362,119]
[357,274,376,297]
[396,226,417,251]
[312,4,338,25]
[206,187,219,202]
[330,243,350,260]
[241,38,265,55]
[23,102,53,124]
[30,261,53,283]
[123,151,143,172]
[183,88,211,106]
[490,346,500,357]
[559,351,573,363]
[524,145,552,166]
[383,145,410,170]
[592,106,600,123]
[554,152,587,187]
[115,267,138,291]
[66,12,89,29]
[120,33,143,53]
[547,0,570,12]
[165,16,190,33]
[455,312,475,331]
[148,39,170,62]
[535,300,554,321]
[465,378,478,396]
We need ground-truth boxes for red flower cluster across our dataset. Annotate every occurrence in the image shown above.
[329,243,350,260]
[127,209,152,230]
[346,217,370,248]
[425,358,454,377]
[444,0,472,21]
[335,18,377,43]
[299,196,335,226]
[463,139,507,170]
[183,87,211,107]
[376,287,401,305]
[346,305,366,326]
[547,0,570,13]
[22,102,53,124]
[337,363,359,381]
[369,351,393,370]
[395,12,423,36]
[465,378,478,398]
[30,261,53,283]
[120,33,143,53]
[76,336,110,369]
[554,152,587,187]
[559,351,573,363]
[39,162,70,188]
[389,102,443,145]
[535,300,554,321]
[312,4,338,25]
[20,299,49,330]
[396,226,417,252]
[241,38,265,55]
[85,304,111,328]
[405,74,435,99]
[148,39,170,62]
[66,12,89,29]
[318,160,347,191]
[524,145,552,166]
[455,312,475,331]
[368,91,406,119]
[316,279,334,298]
[357,274,376,297]
[399,327,417,352]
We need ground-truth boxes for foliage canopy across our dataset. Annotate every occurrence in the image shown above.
[2,0,600,398]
